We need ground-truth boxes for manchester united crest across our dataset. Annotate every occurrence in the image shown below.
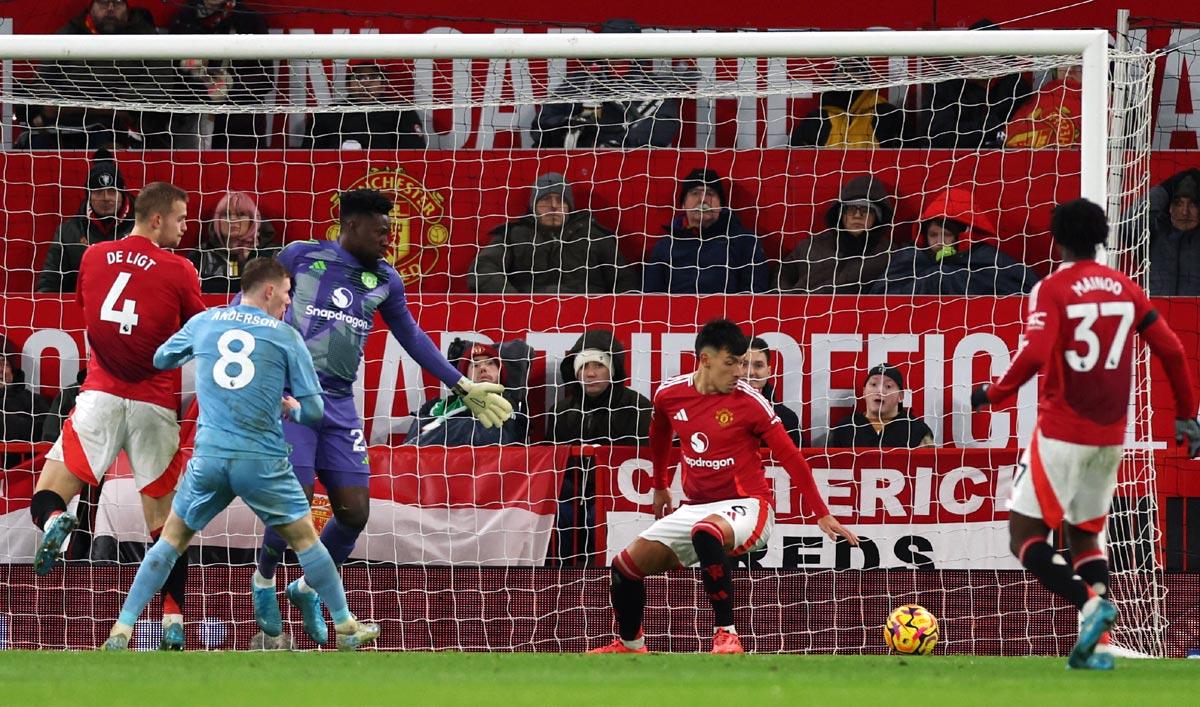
[715,408,734,427]
[325,167,450,285]
[309,493,333,533]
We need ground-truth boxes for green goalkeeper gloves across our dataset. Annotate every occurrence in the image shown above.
[452,377,514,429]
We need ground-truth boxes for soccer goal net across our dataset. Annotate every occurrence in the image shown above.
[0,30,1174,655]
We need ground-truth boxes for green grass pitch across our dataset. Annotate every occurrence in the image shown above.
[1,652,1193,706]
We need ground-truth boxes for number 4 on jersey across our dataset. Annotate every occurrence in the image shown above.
[100,272,139,335]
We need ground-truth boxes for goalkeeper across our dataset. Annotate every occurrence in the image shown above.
[251,189,512,645]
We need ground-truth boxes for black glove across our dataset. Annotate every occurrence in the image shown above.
[970,384,992,411]
[1176,418,1200,459]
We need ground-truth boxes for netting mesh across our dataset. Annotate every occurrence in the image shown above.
[0,38,1174,655]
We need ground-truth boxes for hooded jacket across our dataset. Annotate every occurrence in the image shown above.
[547,330,652,446]
[643,209,768,294]
[1147,168,1200,295]
[190,217,281,295]
[469,175,638,295]
[37,191,135,293]
[870,188,1039,296]
[778,175,895,294]
[790,89,907,148]
[922,73,1031,149]
[533,62,687,148]
[1,367,51,468]
[405,339,530,447]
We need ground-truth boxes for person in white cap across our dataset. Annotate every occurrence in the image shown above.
[548,330,651,446]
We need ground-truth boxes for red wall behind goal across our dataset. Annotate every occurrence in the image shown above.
[0,149,1103,293]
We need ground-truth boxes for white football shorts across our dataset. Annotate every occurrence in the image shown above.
[47,390,184,498]
[639,497,774,567]
[1010,429,1122,533]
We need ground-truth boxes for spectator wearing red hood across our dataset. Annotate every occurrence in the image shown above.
[870,187,1039,295]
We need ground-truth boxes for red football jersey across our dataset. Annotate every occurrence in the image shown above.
[988,259,1195,445]
[76,235,206,410]
[651,375,777,504]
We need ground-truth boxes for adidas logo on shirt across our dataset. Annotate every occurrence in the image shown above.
[674,409,689,422]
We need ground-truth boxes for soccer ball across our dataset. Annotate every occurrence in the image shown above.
[884,604,939,655]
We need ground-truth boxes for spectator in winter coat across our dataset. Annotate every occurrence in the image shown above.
[191,191,281,295]
[469,172,637,294]
[870,187,1039,296]
[405,341,528,446]
[790,60,909,148]
[777,174,895,294]
[744,337,803,446]
[547,330,651,446]
[169,0,274,149]
[0,355,50,468]
[827,363,934,448]
[22,0,175,149]
[532,19,689,148]
[42,368,86,443]
[1146,168,1200,295]
[919,21,1031,149]
[37,152,135,293]
[643,168,769,294]
[307,60,425,150]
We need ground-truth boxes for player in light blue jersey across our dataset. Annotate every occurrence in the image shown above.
[251,188,513,642]
[103,259,379,651]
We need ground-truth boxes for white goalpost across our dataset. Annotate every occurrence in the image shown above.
[0,29,1169,655]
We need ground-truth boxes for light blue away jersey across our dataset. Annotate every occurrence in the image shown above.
[158,304,323,459]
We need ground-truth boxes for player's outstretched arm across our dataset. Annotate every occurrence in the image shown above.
[762,424,859,546]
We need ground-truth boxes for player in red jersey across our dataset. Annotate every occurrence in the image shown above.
[590,319,858,655]
[972,198,1200,671]
[29,182,206,650]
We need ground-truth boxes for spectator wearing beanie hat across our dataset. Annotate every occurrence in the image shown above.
[642,167,768,294]
[37,149,135,293]
[404,340,528,446]
[548,329,651,446]
[1145,168,1200,295]
[778,174,896,294]
[470,171,638,294]
[826,363,934,448]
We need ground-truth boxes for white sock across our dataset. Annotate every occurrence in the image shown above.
[716,625,737,634]
[110,622,133,638]
[252,570,275,589]
[621,635,645,650]
[162,613,183,627]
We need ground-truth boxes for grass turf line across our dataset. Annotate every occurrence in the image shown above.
[1,652,1192,706]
